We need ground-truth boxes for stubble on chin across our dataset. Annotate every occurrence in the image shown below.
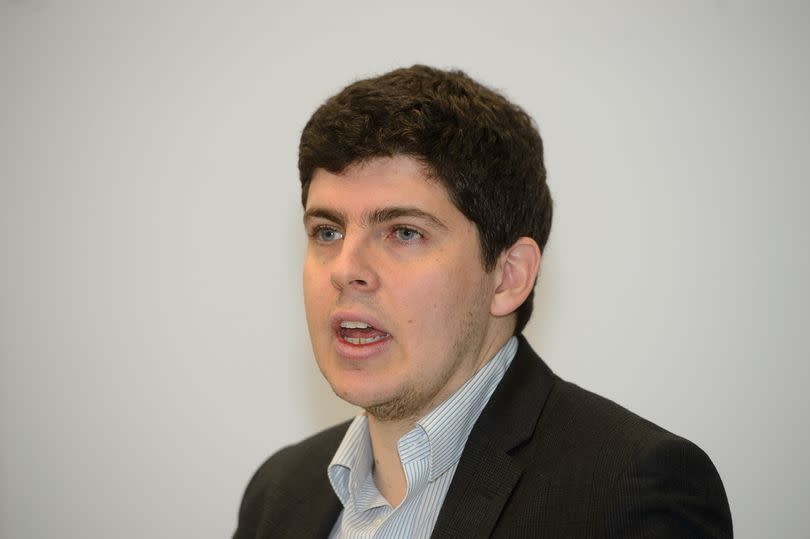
[363,386,422,423]
[365,302,491,423]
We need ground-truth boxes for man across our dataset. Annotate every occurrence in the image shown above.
[234,66,732,538]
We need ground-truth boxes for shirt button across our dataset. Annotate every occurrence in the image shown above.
[374,517,384,526]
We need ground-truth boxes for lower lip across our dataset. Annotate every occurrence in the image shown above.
[333,333,392,359]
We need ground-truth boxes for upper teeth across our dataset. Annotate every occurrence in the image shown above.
[340,321,370,329]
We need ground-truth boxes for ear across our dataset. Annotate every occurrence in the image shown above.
[490,237,542,318]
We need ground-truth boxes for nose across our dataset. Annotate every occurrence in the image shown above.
[330,235,379,292]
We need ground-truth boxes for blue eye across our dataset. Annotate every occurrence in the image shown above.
[314,227,343,242]
[394,227,423,241]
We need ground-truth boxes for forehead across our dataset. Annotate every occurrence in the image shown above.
[305,156,457,213]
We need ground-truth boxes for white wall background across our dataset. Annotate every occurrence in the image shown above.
[2,1,808,537]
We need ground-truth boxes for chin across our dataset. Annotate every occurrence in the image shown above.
[328,376,406,414]
[324,372,380,406]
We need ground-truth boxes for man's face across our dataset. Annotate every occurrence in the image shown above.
[303,155,506,422]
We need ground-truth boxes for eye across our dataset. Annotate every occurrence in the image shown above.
[312,226,343,243]
[393,227,423,242]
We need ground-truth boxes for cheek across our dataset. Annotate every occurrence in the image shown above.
[303,256,328,292]
[397,266,472,330]
[302,263,329,325]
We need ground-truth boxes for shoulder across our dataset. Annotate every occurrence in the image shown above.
[546,378,681,451]
[235,420,350,536]
[508,338,695,464]
[241,420,351,500]
[537,377,718,483]
[529,378,732,536]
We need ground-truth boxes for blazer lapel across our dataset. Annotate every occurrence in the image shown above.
[429,435,523,539]
[430,336,556,539]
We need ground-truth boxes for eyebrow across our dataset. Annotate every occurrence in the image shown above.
[303,206,448,230]
[303,207,346,227]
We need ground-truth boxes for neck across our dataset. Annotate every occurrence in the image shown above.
[367,414,412,507]
[364,324,514,507]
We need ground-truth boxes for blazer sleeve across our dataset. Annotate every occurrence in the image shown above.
[603,436,733,538]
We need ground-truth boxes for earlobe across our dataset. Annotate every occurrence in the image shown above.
[491,237,542,317]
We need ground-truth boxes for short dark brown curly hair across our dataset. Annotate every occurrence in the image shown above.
[298,65,552,334]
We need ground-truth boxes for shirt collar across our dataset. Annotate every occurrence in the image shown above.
[327,414,373,507]
[416,336,518,480]
[327,336,518,504]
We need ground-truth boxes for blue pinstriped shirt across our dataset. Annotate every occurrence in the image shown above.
[327,337,518,539]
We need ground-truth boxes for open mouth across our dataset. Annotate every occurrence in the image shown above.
[338,320,391,345]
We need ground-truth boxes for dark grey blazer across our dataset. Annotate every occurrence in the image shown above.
[234,336,732,538]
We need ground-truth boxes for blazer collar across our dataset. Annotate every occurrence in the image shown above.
[430,335,556,539]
